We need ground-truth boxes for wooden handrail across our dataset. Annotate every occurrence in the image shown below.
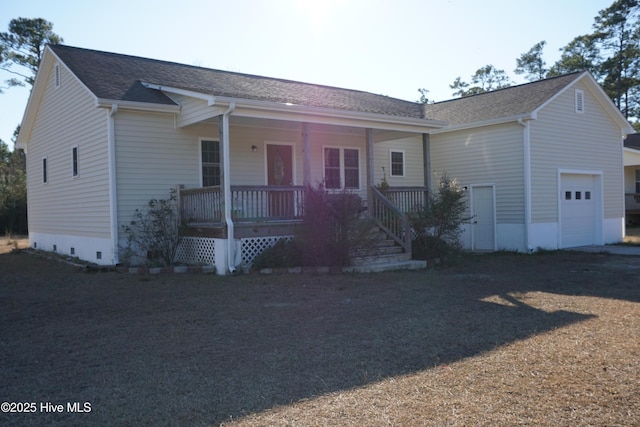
[371,186,412,256]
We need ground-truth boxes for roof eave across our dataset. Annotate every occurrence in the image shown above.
[215,95,448,132]
[16,46,57,150]
[141,82,447,132]
[95,98,181,114]
[429,113,537,134]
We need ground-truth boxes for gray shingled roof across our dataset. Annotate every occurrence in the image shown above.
[50,44,426,118]
[625,133,640,150]
[423,72,584,126]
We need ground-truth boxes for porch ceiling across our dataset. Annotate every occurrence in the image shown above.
[194,115,423,143]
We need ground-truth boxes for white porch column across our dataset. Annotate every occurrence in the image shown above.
[366,128,374,215]
[423,133,432,191]
[218,103,236,275]
[302,123,311,186]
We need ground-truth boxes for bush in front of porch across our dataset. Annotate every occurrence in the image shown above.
[410,174,468,259]
[252,185,375,269]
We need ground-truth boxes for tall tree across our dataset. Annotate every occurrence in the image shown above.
[591,0,640,118]
[548,34,601,77]
[0,17,63,91]
[450,65,511,97]
[514,41,549,81]
[0,136,27,234]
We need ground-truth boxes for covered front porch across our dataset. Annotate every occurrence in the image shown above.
[158,89,443,274]
[176,183,429,271]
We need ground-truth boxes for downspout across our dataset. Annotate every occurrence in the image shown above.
[108,104,119,264]
[221,103,236,274]
[518,118,532,252]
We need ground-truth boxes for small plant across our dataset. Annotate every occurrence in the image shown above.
[410,173,468,259]
[376,167,390,193]
[122,189,181,266]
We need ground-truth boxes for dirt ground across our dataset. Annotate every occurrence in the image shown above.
[0,245,639,426]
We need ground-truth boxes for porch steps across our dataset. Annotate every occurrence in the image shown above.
[347,230,426,272]
[343,259,427,273]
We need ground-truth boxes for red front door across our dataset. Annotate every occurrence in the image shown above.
[266,144,294,218]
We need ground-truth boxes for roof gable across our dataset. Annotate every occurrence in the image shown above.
[424,73,584,126]
[48,44,427,119]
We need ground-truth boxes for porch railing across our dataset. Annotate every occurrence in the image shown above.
[370,186,412,255]
[179,186,222,224]
[625,193,640,212]
[231,185,306,221]
[384,186,429,214]
[179,185,426,252]
[179,185,306,225]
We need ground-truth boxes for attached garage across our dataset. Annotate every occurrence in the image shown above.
[559,173,602,248]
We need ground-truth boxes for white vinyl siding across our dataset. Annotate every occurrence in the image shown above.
[530,80,623,223]
[114,111,203,231]
[171,94,222,128]
[430,123,525,224]
[25,61,111,238]
[373,137,424,187]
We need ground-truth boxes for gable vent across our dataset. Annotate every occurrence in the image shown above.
[575,89,584,113]
[54,64,60,88]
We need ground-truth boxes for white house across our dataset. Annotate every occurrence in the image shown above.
[16,45,634,273]
[424,73,634,252]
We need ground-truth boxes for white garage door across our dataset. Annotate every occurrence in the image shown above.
[561,174,597,248]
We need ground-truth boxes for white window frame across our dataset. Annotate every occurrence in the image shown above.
[322,146,361,190]
[575,89,584,114]
[71,145,79,178]
[389,149,405,177]
[199,138,220,187]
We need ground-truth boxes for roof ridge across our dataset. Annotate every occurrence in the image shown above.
[430,71,585,106]
[49,44,419,107]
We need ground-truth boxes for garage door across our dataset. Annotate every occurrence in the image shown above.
[560,174,597,248]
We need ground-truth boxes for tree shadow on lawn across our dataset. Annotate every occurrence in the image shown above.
[0,251,637,426]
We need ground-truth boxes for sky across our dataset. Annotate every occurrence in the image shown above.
[1,0,613,148]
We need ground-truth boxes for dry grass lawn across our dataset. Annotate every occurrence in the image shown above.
[0,246,638,426]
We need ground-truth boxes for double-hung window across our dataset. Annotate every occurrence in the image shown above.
[636,169,640,193]
[201,140,220,187]
[323,147,360,189]
[390,150,405,177]
[72,146,79,177]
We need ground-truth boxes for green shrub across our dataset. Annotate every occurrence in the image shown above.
[252,185,376,268]
[410,173,468,258]
[121,189,181,266]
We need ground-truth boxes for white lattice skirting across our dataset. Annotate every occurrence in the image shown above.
[241,236,292,266]
[175,237,216,266]
[174,236,293,269]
